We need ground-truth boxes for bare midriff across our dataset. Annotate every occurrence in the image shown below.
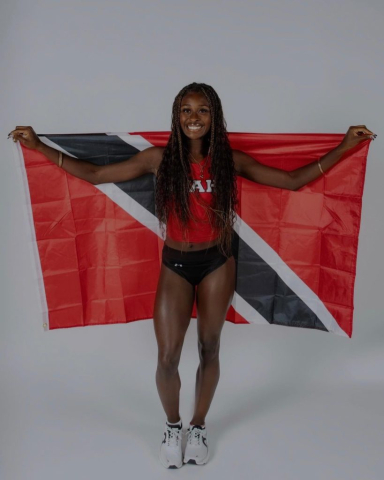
[164,236,220,252]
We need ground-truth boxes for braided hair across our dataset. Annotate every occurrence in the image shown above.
[155,82,238,258]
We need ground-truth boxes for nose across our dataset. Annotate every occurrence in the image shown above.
[190,111,200,122]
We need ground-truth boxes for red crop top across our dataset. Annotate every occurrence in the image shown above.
[166,155,219,243]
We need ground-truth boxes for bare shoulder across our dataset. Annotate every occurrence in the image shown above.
[232,148,241,158]
[232,148,251,161]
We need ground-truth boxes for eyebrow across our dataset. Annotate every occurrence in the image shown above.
[181,104,209,107]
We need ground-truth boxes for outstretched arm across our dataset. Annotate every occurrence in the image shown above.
[92,146,163,184]
[8,126,163,185]
[36,143,163,185]
[233,125,375,191]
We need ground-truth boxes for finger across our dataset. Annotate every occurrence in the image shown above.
[354,125,374,135]
[356,128,374,136]
[12,131,27,142]
[8,129,25,137]
[9,127,28,135]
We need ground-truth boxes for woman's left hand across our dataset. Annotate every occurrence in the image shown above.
[340,125,376,151]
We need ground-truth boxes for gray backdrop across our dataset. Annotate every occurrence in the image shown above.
[1,1,383,479]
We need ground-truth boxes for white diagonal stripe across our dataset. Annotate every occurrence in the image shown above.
[95,182,165,239]
[231,292,269,325]
[112,133,156,151]
[233,215,348,337]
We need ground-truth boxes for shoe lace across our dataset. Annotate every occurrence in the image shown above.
[187,427,202,446]
[166,425,182,447]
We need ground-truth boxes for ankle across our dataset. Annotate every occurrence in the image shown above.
[167,417,182,425]
[190,421,205,428]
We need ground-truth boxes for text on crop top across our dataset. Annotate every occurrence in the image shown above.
[166,157,219,243]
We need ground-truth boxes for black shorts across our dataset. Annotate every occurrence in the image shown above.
[162,243,232,287]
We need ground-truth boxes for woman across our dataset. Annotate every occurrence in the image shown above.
[8,82,375,468]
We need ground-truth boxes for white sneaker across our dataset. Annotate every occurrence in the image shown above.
[159,420,183,469]
[183,424,210,465]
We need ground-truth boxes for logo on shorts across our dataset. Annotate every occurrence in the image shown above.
[174,263,183,267]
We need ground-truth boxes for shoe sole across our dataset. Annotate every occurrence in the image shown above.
[159,447,183,469]
[183,448,210,465]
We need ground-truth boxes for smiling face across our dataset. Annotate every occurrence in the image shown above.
[179,91,212,140]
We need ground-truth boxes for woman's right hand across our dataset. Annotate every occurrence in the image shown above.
[7,126,42,150]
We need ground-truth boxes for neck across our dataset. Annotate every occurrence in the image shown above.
[185,139,209,162]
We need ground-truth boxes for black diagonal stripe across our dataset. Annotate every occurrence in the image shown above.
[44,133,156,215]
[231,230,328,332]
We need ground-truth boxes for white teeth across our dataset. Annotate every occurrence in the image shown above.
[188,125,202,130]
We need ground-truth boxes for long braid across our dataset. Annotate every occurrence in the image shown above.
[155,82,238,257]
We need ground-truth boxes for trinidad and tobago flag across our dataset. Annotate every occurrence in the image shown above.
[11,131,371,337]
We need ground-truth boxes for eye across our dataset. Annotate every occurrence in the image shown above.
[182,108,190,113]
[200,109,209,113]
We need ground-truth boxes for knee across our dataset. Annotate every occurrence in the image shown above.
[157,349,181,375]
[198,337,221,362]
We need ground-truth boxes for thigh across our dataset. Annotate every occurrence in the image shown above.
[195,255,236,341]
[153,262,196,355]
